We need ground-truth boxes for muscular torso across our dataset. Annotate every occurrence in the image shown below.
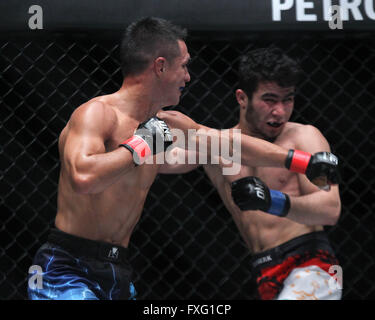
[55,100,159,247]
[204,123,322,253]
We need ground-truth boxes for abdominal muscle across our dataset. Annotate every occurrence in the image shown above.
[55,164,158,248]
[229,208,321,253]
[204,164,321,254]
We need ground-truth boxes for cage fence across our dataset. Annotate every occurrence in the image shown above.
[1,32,374,299]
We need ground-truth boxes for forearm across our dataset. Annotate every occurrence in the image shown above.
[286,192,341,226]
[236,133,288,167]
[70,147,135,194]
[195,126,288,168]
[231,176,341,225]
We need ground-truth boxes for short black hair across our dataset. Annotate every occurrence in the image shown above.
[120,17,187,78]
[238,47,302,98]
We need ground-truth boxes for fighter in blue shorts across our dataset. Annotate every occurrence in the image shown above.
[28,17,190,300]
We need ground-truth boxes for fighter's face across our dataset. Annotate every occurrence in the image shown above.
[162,40,191,106]
[244,82,295,141]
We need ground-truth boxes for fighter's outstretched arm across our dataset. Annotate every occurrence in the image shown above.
[158,110,339,188]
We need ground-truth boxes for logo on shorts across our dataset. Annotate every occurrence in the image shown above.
[108,247,119,259]
[253,255,273,268]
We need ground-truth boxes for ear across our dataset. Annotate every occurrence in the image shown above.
[154,57,166,76]
[235,89,249,110]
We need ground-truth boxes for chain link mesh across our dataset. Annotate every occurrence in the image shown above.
[1,33,374,299]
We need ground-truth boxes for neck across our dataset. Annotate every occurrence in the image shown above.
[114,77,162,122]
[237,116,256,137]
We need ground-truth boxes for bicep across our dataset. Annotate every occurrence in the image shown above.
[63,129,105,172]
[62,103,111,172]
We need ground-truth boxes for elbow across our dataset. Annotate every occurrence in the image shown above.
[71,173,96,194]
[326,201,341,226]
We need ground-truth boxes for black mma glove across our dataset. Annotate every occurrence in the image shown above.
[231,176,290,217]
[120,117,173,165]
[285,149,339,188]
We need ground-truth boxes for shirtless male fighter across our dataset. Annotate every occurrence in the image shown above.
[159,48,341,300]
[28,16,190,300]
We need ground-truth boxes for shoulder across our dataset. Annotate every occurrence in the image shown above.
[284,122,323,136]
[71,99,117,123]
[68,99,118,136]
[284,122,330,152]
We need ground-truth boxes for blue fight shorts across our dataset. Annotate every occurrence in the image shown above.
[28,228,137,300]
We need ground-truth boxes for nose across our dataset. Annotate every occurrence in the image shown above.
[185,69,191,83]
[271,102,286,116]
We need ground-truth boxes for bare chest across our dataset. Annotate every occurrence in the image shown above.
[253,166,295,191]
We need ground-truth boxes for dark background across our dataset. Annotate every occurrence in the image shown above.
[1,1,374,299]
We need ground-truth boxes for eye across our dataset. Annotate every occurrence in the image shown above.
[264,98,277,104]
[183,59,191,68]
[283,97,294,103]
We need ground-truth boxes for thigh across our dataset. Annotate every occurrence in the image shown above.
[276,265,342,300]
[114,263,137,300]
[28,243,100,300]
[28,275,100,300]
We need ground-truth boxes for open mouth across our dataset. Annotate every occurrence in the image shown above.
[267,122,283,128]
[179,87,185,92]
